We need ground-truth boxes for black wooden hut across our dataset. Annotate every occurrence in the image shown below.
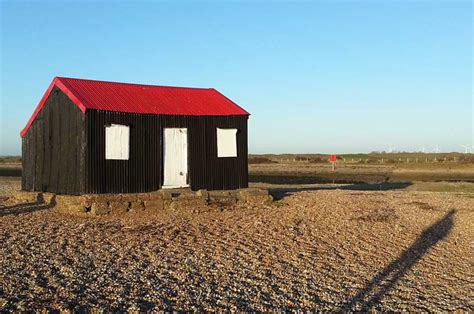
[20,77,249,194]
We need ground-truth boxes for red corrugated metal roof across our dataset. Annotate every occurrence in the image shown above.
[21,77,249,137]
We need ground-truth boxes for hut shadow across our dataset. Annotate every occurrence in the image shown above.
[249,174,392,185]
[340,209,455,311]
[0,196,56,217]
[269,182,412,200]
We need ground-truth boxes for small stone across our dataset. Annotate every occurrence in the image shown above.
[91,202,111,215]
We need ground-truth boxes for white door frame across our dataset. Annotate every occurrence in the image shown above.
[162,128,189,188]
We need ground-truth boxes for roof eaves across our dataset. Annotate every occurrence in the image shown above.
[210,88,250,116]
[20,77,86,138]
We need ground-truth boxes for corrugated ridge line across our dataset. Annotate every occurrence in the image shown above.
[58,77,249,116]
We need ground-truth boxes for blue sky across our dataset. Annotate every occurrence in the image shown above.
[1,1,472,155]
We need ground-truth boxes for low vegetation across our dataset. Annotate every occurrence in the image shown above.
[248,157,278,164]
[248,153,474,185]
[0,157,21,164]
[249,152,474,164]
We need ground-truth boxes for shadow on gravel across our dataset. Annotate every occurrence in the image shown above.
[0,168,22,177]
[0,196,56,217]
[340,209,455,311]
[269,182,412,200]
[250,174,392,185]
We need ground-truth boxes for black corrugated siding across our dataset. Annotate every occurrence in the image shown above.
[85,110,248,193]
[22,88,248,195]
[21,87,85,194]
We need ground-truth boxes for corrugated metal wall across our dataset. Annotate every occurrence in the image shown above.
[22,87,86,194]
[22,88,249,195]
[85,110,248,193]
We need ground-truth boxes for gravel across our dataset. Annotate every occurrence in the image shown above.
[1,185,473,311]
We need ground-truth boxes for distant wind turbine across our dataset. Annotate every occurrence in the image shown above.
[460,144,472,154]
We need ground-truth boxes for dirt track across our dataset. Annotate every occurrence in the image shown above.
[1,187,473,311]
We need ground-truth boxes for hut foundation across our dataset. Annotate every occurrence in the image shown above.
[5,188,272,215]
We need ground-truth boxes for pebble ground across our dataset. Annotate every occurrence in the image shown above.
[1,182,473,311]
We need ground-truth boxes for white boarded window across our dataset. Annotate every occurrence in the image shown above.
[105,124,130,160]
[217,128,238,157]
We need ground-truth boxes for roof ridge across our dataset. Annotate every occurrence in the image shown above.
[55,76,213,91]
[21,77,249,137]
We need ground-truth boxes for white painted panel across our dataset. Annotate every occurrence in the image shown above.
[217,128,237,157]
[163,128,188,187]
[105,124,129,160]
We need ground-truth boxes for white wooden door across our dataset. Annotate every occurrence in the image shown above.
[163,128,188,188]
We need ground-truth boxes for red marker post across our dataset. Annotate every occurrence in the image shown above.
[329,154,337,172]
